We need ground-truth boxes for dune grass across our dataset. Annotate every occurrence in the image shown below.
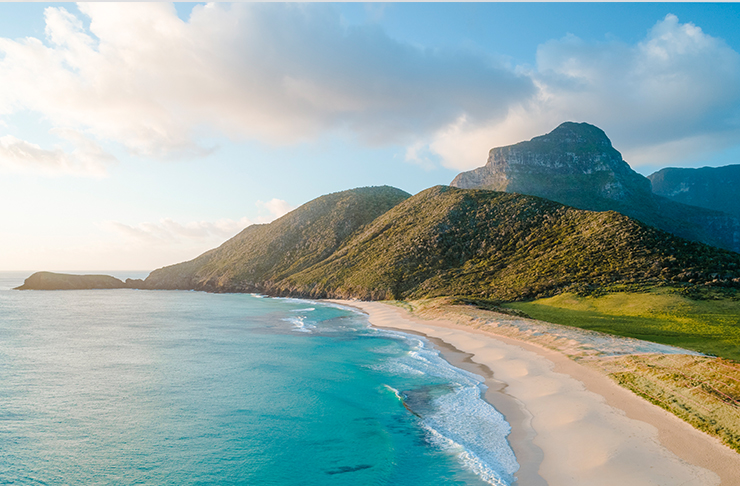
[598,354,740,453]
[506,290,740,361]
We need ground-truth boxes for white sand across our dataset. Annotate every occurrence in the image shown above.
[332,300,740,486]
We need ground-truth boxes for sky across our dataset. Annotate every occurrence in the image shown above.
[1,2,740,272]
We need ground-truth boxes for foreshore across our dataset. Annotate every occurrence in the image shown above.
[329,299,740,486]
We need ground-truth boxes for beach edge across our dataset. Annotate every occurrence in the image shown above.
[328,299,739,486]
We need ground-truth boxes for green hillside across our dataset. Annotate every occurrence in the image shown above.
[276,186,740,300]
[145,186,411,290]
[145,184,740,307]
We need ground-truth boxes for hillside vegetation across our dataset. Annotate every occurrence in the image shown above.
[276,186,740,301]
[146,185,740,301]
[145,186,411,290]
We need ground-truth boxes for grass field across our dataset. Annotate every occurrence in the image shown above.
[505,289,740,361]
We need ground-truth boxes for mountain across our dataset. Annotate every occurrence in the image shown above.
[144,186,411,291]
[450,122,740,253]
[277,186,740,300]
[15,272,143,290]
[144,185,740,301]
[649,165,740,217]
[451,122,651,207]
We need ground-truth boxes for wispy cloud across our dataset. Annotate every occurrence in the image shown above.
[0,130,115,176]
[104,198,295,246]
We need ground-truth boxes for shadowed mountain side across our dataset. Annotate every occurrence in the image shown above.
[649,165,740,218]
[266,186,740,301]
[144,186,411,291]
[451,122,740,253]
[15,272,144,290]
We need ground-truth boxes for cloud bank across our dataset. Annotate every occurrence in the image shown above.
[0,3,532,174]
[1,5,738,173]
[427,14,740,170]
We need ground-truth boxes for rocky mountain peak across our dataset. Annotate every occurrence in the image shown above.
[450,121,651,204]
[528,121,613,150]
[449,122,740,254]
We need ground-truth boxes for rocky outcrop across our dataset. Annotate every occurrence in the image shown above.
[649,165,740,217]
[451,122,652,206]
[451,122,740,253]
[15,272,144,290]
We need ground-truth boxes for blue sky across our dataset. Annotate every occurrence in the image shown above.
[1,2,740,272]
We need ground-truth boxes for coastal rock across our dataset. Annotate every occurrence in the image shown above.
[125,278,146,288]
[16,272,129,290]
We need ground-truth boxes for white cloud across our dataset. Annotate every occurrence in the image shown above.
[0,3,533,164]
[0,130,115,176]
[2,7,738,175]
[420,14,740,171]
[256,198,295,219]
[104,198,295,246]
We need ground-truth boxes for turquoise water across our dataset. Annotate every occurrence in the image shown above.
[0,273,518,485]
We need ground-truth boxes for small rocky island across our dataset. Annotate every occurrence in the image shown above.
[15,271,144,290]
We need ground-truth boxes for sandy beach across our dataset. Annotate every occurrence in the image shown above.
[331,300,740,486]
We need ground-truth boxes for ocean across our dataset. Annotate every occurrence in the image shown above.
[0,272,518,485]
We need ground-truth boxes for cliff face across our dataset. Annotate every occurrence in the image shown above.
[451,122,652,208]
[649,165,740,217]
[451,122,740,253]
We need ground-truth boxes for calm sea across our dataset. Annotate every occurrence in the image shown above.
[0,272,518,485]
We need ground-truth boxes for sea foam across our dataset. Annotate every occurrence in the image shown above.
[283,315,316,332]
[372,330,519,485]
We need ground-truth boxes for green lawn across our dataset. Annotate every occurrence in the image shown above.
[505,290,740,361]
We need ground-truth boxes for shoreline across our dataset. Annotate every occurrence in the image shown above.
[330,299,739,486]
[392,327,547,486]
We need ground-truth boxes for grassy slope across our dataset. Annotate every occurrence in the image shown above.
[506,290,740,361]
[601,354,740,453]
[281,185,740,301]
[145,186,410,291]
